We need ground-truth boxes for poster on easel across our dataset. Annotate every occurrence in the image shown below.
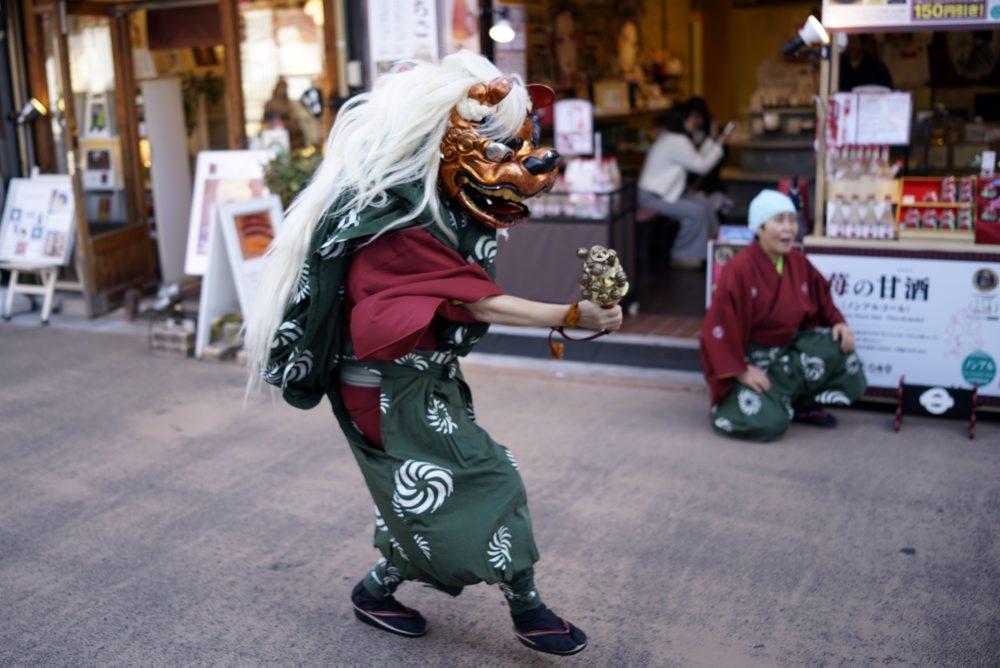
[195,196,284,358]
[0,176,76,265]
[184,150,272,276]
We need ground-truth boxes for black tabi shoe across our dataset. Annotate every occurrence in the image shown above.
[793,409,839,428]
[512,604,588,656]
[351,580,427,637]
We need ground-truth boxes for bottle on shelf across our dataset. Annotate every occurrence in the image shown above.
[878,194,896,239]
[845,193,863,238]
[861,194,879,239]
[827,194,847,238]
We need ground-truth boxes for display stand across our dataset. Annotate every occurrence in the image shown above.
[1,262,59,324]
[894,377,978,440]
[0,176,76,324]
[194,196,283,358]
[195,210,240,358]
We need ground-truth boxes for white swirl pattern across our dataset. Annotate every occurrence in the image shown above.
[815,390,851,405]
[737,388,762,416]
[390,538,409,561]
[413,534,432,560]
[394,353,429,371]
[504,447,519,470]
[714,417,734,432]
[800,353,826,381]
[293,262,311,304]
[487,526,512,571]
[427,397,457,434]
[392,460,454,515]
[272,320,303,349]
[846,353,861,375]
[474,236,497,262]
[318,236,346,260]
[282,349,314,385]
[374,506,388,532]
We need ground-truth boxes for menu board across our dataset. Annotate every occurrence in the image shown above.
[828,92,912,147]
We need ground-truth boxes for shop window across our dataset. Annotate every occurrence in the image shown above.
[240,0,326,152]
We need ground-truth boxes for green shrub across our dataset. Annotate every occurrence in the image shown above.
[264,148,323,209]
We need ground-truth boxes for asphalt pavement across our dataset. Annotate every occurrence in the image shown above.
[1,324,998,667]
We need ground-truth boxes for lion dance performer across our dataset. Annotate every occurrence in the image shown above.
[245,51,621,656]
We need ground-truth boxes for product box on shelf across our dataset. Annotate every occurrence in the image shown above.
[896,175,977,242]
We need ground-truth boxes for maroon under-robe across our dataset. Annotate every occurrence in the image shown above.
[339,226,503,447]
[699,240,845,405]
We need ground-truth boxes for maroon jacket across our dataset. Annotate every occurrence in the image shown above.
[700,240,845,404]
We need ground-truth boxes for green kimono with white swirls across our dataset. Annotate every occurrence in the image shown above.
[265,185,539,593]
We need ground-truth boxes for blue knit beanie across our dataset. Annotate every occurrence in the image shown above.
[748,190,796,233]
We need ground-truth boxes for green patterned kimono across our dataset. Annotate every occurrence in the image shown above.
[265,185,540,607]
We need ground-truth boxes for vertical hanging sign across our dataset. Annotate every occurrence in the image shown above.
[366,0,440,85]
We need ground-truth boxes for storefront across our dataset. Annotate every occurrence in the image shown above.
[5,0,340,316]
[801,2,1000,405]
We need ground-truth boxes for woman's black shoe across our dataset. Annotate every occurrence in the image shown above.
[351,580,427,637]
[512,604,588,656]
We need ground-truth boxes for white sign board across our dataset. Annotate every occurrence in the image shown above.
[808,251,1000,397]
[185,150,272,276]
[195,196,283,358]
[0,177,76,265]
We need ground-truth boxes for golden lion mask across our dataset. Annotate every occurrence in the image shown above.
[439,77,560,229]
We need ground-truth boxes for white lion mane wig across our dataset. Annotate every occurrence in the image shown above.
[245,50,531,394]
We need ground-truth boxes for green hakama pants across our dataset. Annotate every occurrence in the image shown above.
[334,352,541,611]
[709,329,868,442]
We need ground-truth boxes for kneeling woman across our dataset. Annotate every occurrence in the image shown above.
[699,190,867,442]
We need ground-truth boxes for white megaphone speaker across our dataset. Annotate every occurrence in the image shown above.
[782,16,830,56]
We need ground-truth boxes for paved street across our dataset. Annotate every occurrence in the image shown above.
[1,324,998,667]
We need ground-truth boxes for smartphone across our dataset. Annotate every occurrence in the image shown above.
[720,121,736,138]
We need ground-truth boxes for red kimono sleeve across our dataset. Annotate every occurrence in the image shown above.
[347,227,503,361]
[699,261,751,405]
[807,260,846,327]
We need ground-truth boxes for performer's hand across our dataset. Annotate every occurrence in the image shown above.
[577,300,623,332]
[832,323,856,353]
[736,365,771,393]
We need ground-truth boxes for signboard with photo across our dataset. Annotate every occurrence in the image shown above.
[184,150,272,276]
[808,251,1000,397]
[195,196,284,358]
[0,177,76,265]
